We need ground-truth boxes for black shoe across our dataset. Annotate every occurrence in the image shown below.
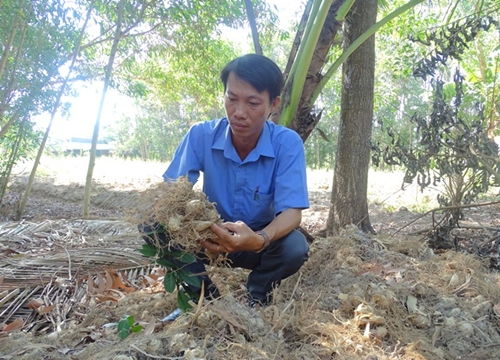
[204,281,221,300]
[248,298,260,308]
[247,294,271,308]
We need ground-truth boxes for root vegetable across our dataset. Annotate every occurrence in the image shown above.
[193,221,213,232]
[168,215,182,232]
[185,199,205,216]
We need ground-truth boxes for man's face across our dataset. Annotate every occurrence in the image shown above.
[224,72,280,142]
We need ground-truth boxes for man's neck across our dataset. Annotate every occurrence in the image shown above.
[232,134,259,161]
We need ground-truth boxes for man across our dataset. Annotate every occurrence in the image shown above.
[162,54,309,306]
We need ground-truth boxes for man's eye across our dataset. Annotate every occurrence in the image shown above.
[249,102,260,106]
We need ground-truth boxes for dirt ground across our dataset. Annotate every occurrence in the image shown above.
[1,157,500,359]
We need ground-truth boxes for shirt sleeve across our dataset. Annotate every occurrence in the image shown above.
[273,132,309,214]
[163,124,203,184]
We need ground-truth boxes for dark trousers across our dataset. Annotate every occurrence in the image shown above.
[181,229,309,303]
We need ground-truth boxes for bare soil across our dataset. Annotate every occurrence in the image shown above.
[1,157,500,359]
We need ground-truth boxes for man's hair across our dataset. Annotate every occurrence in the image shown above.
[220,54,283,102]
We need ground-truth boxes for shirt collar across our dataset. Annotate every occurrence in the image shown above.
[212,119,275,162]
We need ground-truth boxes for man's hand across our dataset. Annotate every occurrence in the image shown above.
[202,221,265,254]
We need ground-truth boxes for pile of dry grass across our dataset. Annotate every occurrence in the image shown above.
[3,168,500,358]
[2,223,500,359]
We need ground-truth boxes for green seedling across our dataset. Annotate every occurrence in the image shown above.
[138,243,201,312]
[117,315,142,340]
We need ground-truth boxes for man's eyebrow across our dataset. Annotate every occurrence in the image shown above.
[226,90,263,100]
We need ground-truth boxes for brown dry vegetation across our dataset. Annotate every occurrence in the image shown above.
[1,157,500,359]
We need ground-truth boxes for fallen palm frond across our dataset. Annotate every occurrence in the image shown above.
[0,218,154,333]
[0,248,149,291]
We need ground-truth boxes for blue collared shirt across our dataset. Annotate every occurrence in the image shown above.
[163,118,309,230]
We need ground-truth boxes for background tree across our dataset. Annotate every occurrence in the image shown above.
[83,0,127,217]
[105,0,275,162]
[269,0,424,234]
[0,0,79,202]
[371,7,500,244]
[325,0,378,234]
[16,0,96,220]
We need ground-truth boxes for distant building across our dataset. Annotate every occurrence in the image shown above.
[63,137,113,156]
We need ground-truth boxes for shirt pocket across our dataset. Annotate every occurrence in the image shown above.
[251,191,274,222]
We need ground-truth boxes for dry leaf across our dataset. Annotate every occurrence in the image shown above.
[3,318,24,332]
[338,293,349,301]
[94,294,120,303]
[431,325,442,346]
[96,272,106,294]
[492,303,500,317]
[106,268,135,293]
[408,314,430,328]
[27,299,44,309]
[448,273,460,287]
[86,274,95,294]
[105,270,113,291]
[148,273,160,281]
[144,317,157,336]
[217,310,248,334]
[38,305,56,314]
[141,275,157,286]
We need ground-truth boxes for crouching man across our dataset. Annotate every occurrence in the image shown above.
[158,53,309,306]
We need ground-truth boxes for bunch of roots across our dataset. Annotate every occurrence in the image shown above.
[135,177,224,253]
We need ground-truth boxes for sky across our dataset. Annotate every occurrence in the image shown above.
[36,83,132,141]
[38,0,306,142]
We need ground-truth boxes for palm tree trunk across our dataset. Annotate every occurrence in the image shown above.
[326,0,377,234]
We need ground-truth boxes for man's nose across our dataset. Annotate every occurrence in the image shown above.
[233,102,247,118]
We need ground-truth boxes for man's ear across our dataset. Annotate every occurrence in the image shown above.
[270,96,281,113]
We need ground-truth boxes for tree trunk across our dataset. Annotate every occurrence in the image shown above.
[0,10,28,130]
[16,0,95,220]
[244,0,262,55]
[0,122,24,201]
[326,0,377,234]
[83,0,125,217]
[274,0,349,137]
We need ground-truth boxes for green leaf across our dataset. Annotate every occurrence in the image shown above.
[130,325,143,333]
[183,285,201,301]
[171,250,196,264]
[156,257,176,268]
[127,315,134,327]
[163,272,177,293]
[177,290,192,312]
[177,268,201,288]
[117,315,133,340]
[137,244,160,258]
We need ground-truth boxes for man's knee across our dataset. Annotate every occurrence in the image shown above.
[270,230,309,276]
[281,229,309,261]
